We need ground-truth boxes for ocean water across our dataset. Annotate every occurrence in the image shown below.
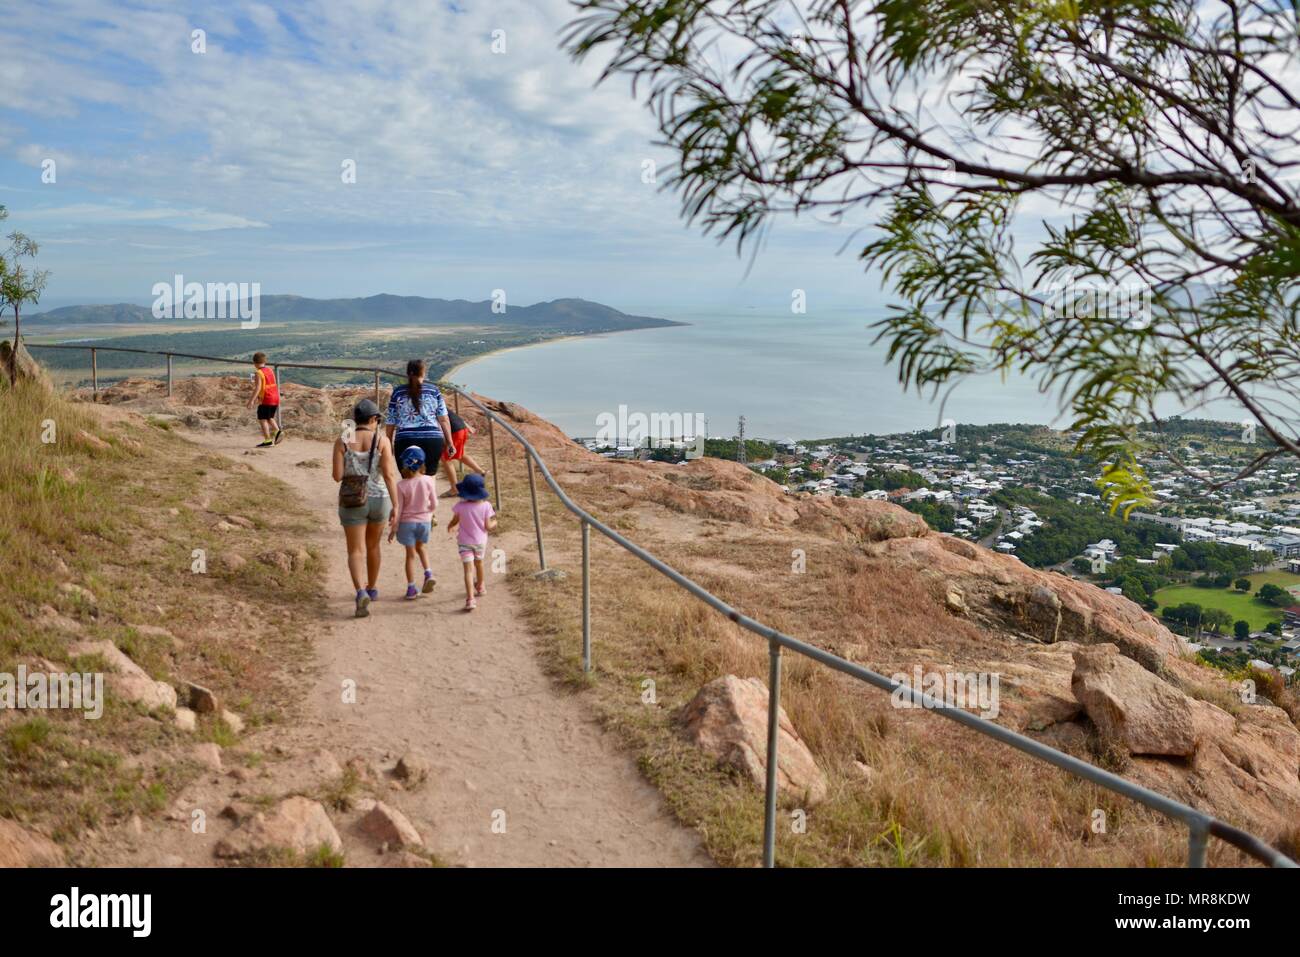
[453,308,1242,440]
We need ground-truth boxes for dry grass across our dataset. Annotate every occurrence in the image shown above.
[475,421,1267,868]
[0,376,325,857]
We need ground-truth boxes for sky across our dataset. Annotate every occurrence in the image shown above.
[0,0,887,316]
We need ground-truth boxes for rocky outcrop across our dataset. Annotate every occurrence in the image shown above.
[68,639,177,712]
[214,796,341,859]
[474,395,1300,844]
[394,753,430,786]
[0,819,64,867]
[881,533,1183,671]
[357,800,423,848]
[191,742,223,772]
[0,339,51,387]
[604,455,931,540]
[1070,644,1198,756]
[681,675,828,807]
[83,375,370,441]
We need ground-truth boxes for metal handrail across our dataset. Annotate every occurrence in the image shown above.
[25,339,1298,868]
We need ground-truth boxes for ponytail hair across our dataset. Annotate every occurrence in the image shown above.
[406,359,426,414]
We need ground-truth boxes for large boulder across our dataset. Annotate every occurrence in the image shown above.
[0,338,51,387]
[1070,644,1198,756]
[356,800,423,849]
[883,533,1184,670]
[681,674,828,807]
[213,796,341,859]
[0,819,64,867]
[68,639,177,712]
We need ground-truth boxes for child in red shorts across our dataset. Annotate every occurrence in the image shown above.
[248,352,282,448]
[439,409,486,495]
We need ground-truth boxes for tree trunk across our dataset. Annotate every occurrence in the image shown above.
[9,304,18,386]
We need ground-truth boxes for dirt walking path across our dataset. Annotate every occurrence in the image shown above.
[180,429,709,867]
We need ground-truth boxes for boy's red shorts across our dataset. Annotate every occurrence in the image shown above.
[443,428,469,460]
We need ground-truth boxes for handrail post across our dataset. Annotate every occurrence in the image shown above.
[166,353,173,396]
[1188,822,1208,868]
[581,519,591,672]
[527,449,547,571]
[91,348,98,401]
[488,417,500,511]
[373,371,380,404]
[763,638,782,868]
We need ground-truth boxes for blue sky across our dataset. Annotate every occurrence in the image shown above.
[0,0,881,316]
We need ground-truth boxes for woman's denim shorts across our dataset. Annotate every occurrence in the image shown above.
[338,495,392,527]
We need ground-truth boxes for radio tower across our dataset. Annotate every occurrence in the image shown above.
[736,415,747,464]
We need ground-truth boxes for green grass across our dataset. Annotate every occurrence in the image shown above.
[1243,569,1300,590]
[1155,570,1300,631]
[0,373,325,858]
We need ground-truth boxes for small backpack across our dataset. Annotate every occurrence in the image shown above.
[339,434,377,508]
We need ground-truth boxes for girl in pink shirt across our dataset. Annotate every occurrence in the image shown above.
[446,474,496,611]
[390,446,438,599]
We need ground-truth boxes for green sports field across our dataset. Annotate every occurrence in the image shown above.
[1154,570,1300,632]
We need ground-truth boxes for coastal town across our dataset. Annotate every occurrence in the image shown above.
[585,418,1300,685]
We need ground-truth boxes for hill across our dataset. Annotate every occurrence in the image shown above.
[0,370,328,865]
[29,295,682,333]
[69,369,1300,866]
[480,400,1300,865]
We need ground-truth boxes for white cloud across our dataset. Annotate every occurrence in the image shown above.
[0,0,676,239]
[22,203,268,231]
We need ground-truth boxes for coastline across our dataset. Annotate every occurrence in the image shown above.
[442,334,585,383]
[441,323,680,384]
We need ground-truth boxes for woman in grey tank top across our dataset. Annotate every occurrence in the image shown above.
[332,398,400,618]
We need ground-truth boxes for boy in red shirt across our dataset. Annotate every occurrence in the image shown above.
[248,352,283,447]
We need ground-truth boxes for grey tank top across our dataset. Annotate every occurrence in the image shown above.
[342,432,388,499]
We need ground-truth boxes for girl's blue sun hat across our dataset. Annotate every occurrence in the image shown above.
[456,473,490,501]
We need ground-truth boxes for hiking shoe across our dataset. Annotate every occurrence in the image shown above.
[422,572,436,594]
[273,429,285,445]
[404,584,419,600]
[475,581,486,597]
[464,597,477,612]
[355,591,370,618]
[256,439,274,448]
[366,588,379,601]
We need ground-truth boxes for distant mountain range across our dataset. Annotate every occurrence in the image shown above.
[31,295,683,333]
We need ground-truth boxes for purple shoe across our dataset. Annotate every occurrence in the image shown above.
[366,588,378,601]
[404,585,419,600]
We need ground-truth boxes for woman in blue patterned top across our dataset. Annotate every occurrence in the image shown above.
[385,359,454,481]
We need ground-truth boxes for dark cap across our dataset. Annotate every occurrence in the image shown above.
[352,398,381,423]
